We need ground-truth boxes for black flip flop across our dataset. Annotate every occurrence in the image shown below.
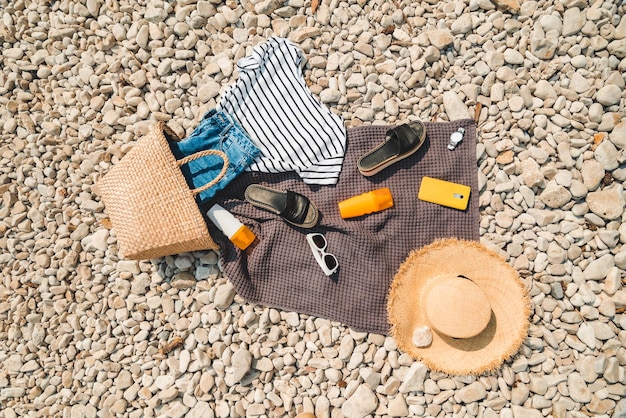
[244,184,319,228]
[357,121,427,176]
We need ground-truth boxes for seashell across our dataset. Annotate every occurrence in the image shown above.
[412,326,433,348]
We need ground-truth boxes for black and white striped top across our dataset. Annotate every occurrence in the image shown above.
[217,37,347,185]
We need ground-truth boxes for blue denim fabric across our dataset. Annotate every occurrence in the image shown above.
[170,109,260,205]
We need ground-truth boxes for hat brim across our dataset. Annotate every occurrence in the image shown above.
[387,238,530,375]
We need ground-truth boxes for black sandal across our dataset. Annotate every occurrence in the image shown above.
[244,184,319,228]
[357,121,426,176]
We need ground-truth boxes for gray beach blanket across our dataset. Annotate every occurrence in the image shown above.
[208,119,479,334]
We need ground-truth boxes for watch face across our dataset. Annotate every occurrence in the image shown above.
[451,132,463,141]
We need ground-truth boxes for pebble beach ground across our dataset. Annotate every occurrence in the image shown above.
[1,0,626,417]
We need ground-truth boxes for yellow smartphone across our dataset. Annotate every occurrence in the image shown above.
[418,176,471,210]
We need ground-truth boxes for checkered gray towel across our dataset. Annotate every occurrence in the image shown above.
[208,119,479,335]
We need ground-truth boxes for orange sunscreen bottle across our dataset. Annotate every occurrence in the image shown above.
[207,204,256,250]
[338,188,394,219]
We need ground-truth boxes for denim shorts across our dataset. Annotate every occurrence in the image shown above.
[170,109,260,205]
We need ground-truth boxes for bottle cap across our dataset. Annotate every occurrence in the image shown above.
[230,225,256,250]
[371,188,394,211]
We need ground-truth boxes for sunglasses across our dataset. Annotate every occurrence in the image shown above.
[306,233,339,276]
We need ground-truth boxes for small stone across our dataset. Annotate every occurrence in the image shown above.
[224,349,252,386]
[458,381,488,403]
[495,0,520,13]
[562,8,585,36]
[320,88,341,103]
[608,39,626,58]
[117,260,140,274]
[521,158,545,188]
[284,312,300,327]
[594,140,619,170]
[90,229,109,252]
[604,358,620,383]
[512,405,543,418]
[443,91,471,120]
[338,335,355,360]
[102,110,120,126]
[145,4,168,22]
[214,282,236,309]
[609,121,626,149]
[136,25,149,49]
[3,48,24,60]
[615,252,626,269]
[496,150,514,164]
[165,98,182,114]
[591,321,615,340]
[70,223,91,241]
[3,354,23,373]
[399,362,427,393]
[508,97,525,112]
[255,0,281,14]
[578,356,598,382]
[198,80,221,103]
[155,375,175,390]
[539,181,572,209]
[529,376,548,395]
[0,388,26,399]
[131,275,152,295]
[86,0,100,16]
[567,373,591,403]
[451,14,473,34]
[255,357,274,372]
[388,395,409,417]
[570,55,587,68]
[503,49,524,65]
[586,185,625,220]
[354,107,375,121]
[511,384,530,405]
[116,370,133,390]
[596,85,622,106]
[569,72,591,93]
[290,27,322,43]
[526,209,557,226]
[581,160,605,191]
[576,322,595,349]
[188,402,213,417]
[411,326,432,348]
[533,80,557,101]
[180,350,191,373]
[472,0,496,10]
[171,272,196,289]
[583,254,615,280]
[599,114,620,131]
[587,396,616,415]
[342,384,378,418]
[613,400,626,418]
[531,28,559,60]
[427,29,454,49]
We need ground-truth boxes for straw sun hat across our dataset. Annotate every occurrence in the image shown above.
[387,238,531,375]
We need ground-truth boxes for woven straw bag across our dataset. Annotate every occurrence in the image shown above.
[98,122,229,260]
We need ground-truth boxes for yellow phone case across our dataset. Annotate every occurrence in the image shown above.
[418,176,471,210]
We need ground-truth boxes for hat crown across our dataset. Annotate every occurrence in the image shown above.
[423,275,491,339]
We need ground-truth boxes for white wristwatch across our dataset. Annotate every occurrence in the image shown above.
[448,127,465,150]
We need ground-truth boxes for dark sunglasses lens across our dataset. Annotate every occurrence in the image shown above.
[324,254,337,270]
[311,234,326,249]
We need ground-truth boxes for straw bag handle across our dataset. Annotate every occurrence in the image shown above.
[177,150,230,196]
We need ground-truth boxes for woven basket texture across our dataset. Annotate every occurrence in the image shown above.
[98,122,222,260]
